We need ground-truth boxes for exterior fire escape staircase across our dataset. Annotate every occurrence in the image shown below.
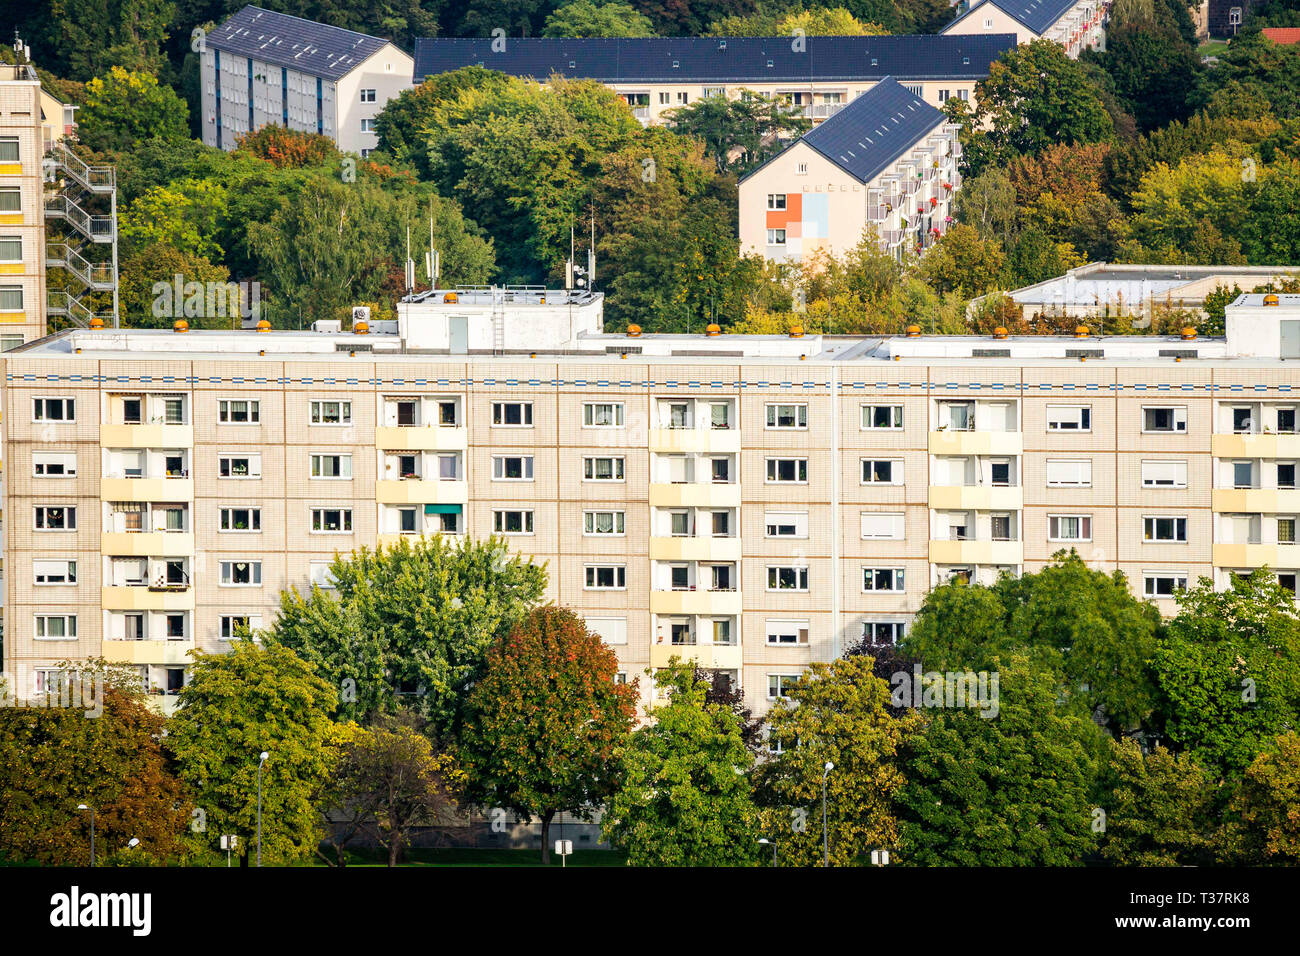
[43,143,119,328]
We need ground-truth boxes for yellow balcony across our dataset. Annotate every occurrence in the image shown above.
[649,536,743,562]
[928,485,1023,511]
[650,643,743,670]
[100,532,194,557]
[99,477,193,501]
[101,639,195,666]
[101,586,195,611]
[100,423,193,447]
[928,431,1023,456]
[1212,488,1300,513]
[648,428,742,454]
[375,479,468,504]
[375,425,468,451]
[648,482,742,509]
[928,539,1024,566]
[649,589,743,616]
[1212,434,1300,459]
[1213,543,1300,569]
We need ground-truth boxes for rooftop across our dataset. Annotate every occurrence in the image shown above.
[411,34,1019,85]
[948,0,1080,35]
[206,5,393,81]
[998,262,1300,307]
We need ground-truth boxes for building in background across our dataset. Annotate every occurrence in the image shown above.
[412,34,1018,125]
[4,291,1300,717]
[200,5,413,155]
[942,0,1111,57]
[738,77,960,263]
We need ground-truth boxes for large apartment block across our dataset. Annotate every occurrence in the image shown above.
[200,5,413,155]
[6,291,1300,715]
[412,34,1018,126]
[942,0,1111,57]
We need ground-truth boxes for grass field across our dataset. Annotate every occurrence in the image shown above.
[1200,40,1230,58]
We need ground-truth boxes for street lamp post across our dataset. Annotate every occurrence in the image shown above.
[257,751,269,867]
[822,761,834,868]
[76,804,95,867]
[757,837,777,867]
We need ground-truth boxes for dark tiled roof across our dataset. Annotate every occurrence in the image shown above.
[207,5,392,81]
[948,0,1080,36]
[796,77,946,183]
[412,34,1018,84]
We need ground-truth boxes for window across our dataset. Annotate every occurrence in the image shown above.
[862,404,903,429]
[863,621,906,645]
[1,332,23,350]
[220,507,261,532]
[163,395,186,424]
[585,565,626,589]
[1142,460,1188,488]
[1046,459,1091,487]
[768,674,801,700]
[767,194,787,210]
[1278,407,1297,434]
[493,510,534,534]
[1143,516,1188,542]
[767,566,809,591]
[1231,406,1254,433]
[121,397,142,423]
[0,236,21,262]
[766,619,810,645]
[0,188,18,212]
[219,399,259,424]
[360,88,376,103]
[360,118,376,132]
[938,89,950,102]
[1279,518,1296,544]
[220,560,262,585]
[583,403,624,427]
[493,455,534,480]
[35,615,77,640]
[437,401,458,426]
[584,510,625,535]
[219,454,261,478]
[766,403,807,429]
[990,460,1011,486]
[766,228,787,246]
[584,456,625,481]
[1144,574,1187,598]
[1049,515,1092,541]
[311,453,352,479]
[311,400,351,424]
[765,511,807,537]
[1278,572,1296,594]
[0,285,22,312]
[33,397,75,422]
[309,562,336,589]
[586,617,627,645]
[311,508,353,532]
[958,89,970,102]
[1281,463,1297,489]
[1143,406,1187,433]
[1232,461,1254,489]
[33,452,76,477]
[991,514,1013,541]
[861,512,904,540]
[861,459,903,484]
[1047,405,1091,431]
[160,506,186,532]
[35,506,76,530]
[219,615,257,640]
[34,559,77,585]
[711,511,730,536]
[796,162,808,175]
[863,567,905,592]
[766,458,808,483]
[492,402,533,426]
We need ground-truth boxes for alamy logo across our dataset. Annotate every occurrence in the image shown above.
[49,886,151,936]
[151,274,261,321]
[890,665,999,718]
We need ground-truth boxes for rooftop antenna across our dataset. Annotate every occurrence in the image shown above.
[588,206,596,289]
[425,215,439,289]
[404,225,415,292]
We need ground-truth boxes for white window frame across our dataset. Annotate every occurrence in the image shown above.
[765,457,808,484]
[583,456,626,481]
[1141,459,1188,489]
[861,404,904,430]
[1045,458,1092,488]
[493,509,535,534]
[33,451,77,477]
[34,505,76,531]
[218,398,260,424]
[1142,405,1188,434]
[766,566,810,592]
[219,454,262,479]
[1143,573,1188,599]
[33,396,75,422]
[1048,514,1092,542]
[765,511,808,538]
[1143,515,1188,543]
[765,619,810,646]
[583,510,626,535]
[311,507,354,533]
[310,400,352,425]
[861,458,904,485]
[765,403,807,430]
[35,614,78,640]
[310,453,353,479]
[492,455,535,481]
[582,402,624,427]
[219,507,262,532]
[1046,404,1091,432]
[861,512,905,540]
[219,560,263,586]
[862,567,906,592]
[34,559,77,585]
[584,565,627,590]
[491,401,534,427]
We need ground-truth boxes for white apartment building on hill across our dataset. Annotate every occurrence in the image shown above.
[5,290,1300,716]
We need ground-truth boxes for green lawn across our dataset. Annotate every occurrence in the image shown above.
[1200,40,1230,58]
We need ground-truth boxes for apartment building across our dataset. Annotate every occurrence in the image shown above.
[942,0,1111,57]
[738,77,961,263]
[200,5,414,155]
[5,291,1300,717]
[411,34,1018,125]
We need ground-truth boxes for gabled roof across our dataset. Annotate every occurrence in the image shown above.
[206,5,395,81]
[740,77,947,185]
[944,0,1080,36]
[412,34,1019,84]
[1263,27,1300,45]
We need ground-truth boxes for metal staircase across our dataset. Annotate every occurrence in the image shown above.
[43,143,119,328]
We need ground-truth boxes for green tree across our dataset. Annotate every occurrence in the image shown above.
[167,642,338,866]
[118,243,232,327]
[603,660,759,866]
[263,536,546,737]
[77,66,191,153]
[374,67,512,179]
[1152,570,1300,777]
[918,223,1005,298]
[121,177,228,261]
[667,91,810,175]
[1228,732,1300,865]
[755,655,920,866]
[1089,12,1200,132]
[1100,740,1218,867]
[459,606,639,863]
[897,658,1102,866]
[543,0,657,35]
